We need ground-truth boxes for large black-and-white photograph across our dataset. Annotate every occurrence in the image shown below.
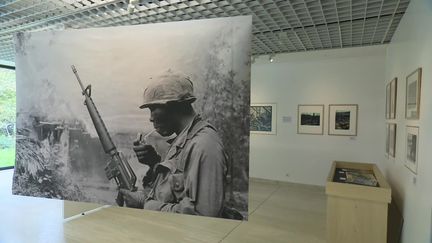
[301,113,320,126]
[12,16,251,220]
[405,126,419,174]
[386,82,391,119]
[385,123,390,157]
[328,104,358,136]
[297,105,324,135]
[407,134,417,161]
[335,111,350,130]
[390,78,397,119]
[405,68,422,119]
[389,123,396,158]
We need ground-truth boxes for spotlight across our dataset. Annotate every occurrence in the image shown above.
[128,0,139,13]
[53,23,65,30]
[269,54,275,63]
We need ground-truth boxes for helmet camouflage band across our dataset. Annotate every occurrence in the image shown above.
[140,71,196,109]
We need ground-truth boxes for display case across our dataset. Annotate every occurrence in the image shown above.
[326,161,391,243]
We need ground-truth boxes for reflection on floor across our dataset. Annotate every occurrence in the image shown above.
[0,169,64,243]
[0,170,326,243]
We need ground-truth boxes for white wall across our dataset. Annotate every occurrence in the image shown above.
[250,45,386,186]
[382,0,432,242]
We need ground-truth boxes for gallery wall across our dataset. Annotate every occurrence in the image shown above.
[250,45,386,186]
[382,0,432,242]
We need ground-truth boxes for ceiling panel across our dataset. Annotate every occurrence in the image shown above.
[0,0,411,62]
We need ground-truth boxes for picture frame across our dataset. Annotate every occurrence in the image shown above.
[405,126,419,174]
[297,104,324,135]
[388,123,397,158]
[386,82,391,119]
[405,68,422,119]
[250,103,277,135]
[385,123,389,158]
[328,104,358,136]
[390,78,397,119]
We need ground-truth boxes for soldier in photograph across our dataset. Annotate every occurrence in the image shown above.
[119,72,228,218]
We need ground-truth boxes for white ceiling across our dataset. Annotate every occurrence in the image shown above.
[0,0,411,62]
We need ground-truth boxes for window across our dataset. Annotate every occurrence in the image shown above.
[0,64,16,170]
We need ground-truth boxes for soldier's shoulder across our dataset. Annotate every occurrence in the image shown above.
[193,120,221,137]
[189,123,223,149]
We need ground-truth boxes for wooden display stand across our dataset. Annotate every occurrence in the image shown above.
[326,161,391,243]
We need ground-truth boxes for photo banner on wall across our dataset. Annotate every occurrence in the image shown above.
[13,16,251,220]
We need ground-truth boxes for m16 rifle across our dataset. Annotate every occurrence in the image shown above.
[71,65,137,206]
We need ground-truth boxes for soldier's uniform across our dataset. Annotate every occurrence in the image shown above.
[139,72,227,217]
[145,115,227,217]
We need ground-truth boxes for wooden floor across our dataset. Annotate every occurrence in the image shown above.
[0,169,326,243]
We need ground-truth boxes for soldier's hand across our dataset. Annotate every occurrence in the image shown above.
[133,144,161,167]
[119,189,145,209]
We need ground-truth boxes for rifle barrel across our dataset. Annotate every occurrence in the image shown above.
[71,65,86,92]
[70,64,137,197]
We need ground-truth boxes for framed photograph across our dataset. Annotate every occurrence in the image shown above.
[390,78,397,119]
[297,105,324,135]
[250,103,277,135]
[389,123,397,158]
[405,126,419,174]
[386,82,391,119]
[385,123,390,157]
[328,104,358,136]
[405,68,422,119]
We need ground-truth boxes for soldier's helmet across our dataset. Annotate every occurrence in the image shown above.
[139,71,196,109]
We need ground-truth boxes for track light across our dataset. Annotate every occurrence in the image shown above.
[269,54,275,63]
[128,0,139,13]
[53,23,65,30]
